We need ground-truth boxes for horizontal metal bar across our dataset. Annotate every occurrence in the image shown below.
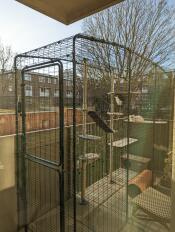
[25,153,61,171]
[22,60,61,72]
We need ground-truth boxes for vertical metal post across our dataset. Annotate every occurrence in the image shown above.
[72,37,77,232]
[170,71,175,232]
[109,73,114,183]
[126,50,132,220]
[80,58,88,204]
[152,65,157,185]
[59,63,65,232]
[83,58,88,155]
[21,70,28,232]
[14,58,21,232]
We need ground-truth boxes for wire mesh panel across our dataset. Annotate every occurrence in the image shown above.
[15,34,173,232]
[73,44,130,232]
[15,60,65,232]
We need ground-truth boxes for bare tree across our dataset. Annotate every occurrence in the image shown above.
[0,40,14,72]
[83,0,175,77]
[0,40,14,96]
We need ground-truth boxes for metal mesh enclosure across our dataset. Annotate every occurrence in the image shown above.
[15,34,173,232]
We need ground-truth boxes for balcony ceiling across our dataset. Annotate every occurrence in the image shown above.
[16,0,124,25]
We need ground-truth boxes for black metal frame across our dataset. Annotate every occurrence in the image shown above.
[15,58,65,232]
[14,33,172,232]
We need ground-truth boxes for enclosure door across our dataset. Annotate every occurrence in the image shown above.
[17,61,65,232]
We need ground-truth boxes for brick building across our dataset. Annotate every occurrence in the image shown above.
[0,70,83,111]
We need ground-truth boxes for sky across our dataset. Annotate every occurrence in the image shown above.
[0,0,82,53]
[0,0,174,54]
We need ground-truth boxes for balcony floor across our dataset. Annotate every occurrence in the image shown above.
[28,168,170,232]
[122,209,169,232]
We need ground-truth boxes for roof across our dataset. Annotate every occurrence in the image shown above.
[16,0,124,25]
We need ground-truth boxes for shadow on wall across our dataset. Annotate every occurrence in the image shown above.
[0,135,17,232]
[0,187,17,232]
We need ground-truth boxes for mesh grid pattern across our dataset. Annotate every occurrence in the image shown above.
[15,34,172,232]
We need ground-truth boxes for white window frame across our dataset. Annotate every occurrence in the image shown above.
[48,77,52,83]
[25,85,32,96]
[54,89,59,97]
[24,73,31,81]
[39,76,45,83]
[8,85,13,92]
[66,90,73,98]
[40,87,50,97]
[53,78,57,84]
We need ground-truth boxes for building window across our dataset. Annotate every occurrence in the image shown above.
[7,73,13,79]
[54,89,59,97]
[39,76,45,83]
[66,80,72,86]
[25,85,32,96]
[24,73,31,81]
[66,90,73,98]
[48,77,52,83]
[53,78,57,84]
[40,87,50,97]
[26,98,32,104]
[8,85,13,92]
